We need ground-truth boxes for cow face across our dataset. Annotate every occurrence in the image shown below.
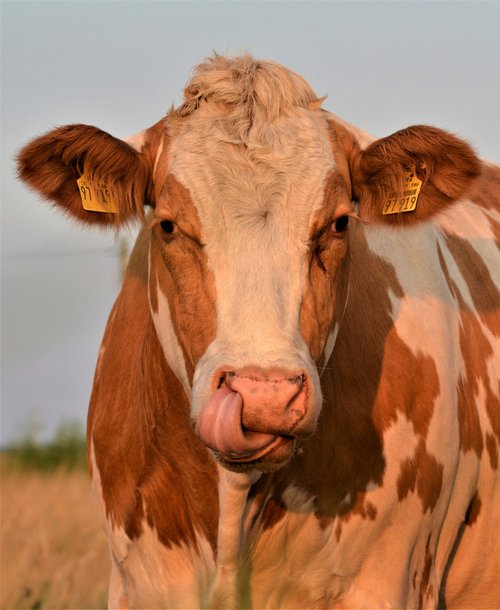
[148,97,353,472]
[17,56,480,472]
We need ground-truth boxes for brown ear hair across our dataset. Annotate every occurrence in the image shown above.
[17,124,153,226]
[351,125,481,224]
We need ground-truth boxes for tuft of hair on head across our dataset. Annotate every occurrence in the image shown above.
[175,53,324,141]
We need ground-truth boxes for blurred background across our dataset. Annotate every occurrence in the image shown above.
[1,1,499,608]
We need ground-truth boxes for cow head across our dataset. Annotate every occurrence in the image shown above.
[17,55,480,472]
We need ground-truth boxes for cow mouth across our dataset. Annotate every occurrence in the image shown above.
[216,436,296,472]
[219,433,294,460]
[194,386,297,469]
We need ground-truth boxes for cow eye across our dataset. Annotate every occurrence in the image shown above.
[332,215,349,233]
[160,220,177,235]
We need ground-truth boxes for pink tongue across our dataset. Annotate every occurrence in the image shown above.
[195,386,276,460]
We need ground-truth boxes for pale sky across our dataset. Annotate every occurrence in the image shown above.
[1,0,499,445]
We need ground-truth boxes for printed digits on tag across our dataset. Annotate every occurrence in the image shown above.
[80,185,92,201]
[385,199,395,214]
[99,188,110,204]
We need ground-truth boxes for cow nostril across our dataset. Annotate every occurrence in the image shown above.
[218,371,235,389]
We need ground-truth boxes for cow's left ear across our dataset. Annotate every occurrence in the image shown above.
[17,124,154,227]
[351,125,481,224]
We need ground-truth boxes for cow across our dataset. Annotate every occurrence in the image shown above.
[17,54,499,610]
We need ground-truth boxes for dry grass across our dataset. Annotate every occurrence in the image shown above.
[1,467,109,609]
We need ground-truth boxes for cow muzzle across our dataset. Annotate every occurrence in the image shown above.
[195,367,312,471]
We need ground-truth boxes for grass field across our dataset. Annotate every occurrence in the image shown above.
[1,427,110,610]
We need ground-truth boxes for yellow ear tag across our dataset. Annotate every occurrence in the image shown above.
[77,173,118,214]
[383,166,423,215]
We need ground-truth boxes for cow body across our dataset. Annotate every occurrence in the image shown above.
[18,55,499,609]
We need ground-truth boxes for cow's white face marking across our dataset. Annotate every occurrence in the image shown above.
[164,105,336,417]
[149,258,191,400]
[152,138,164,178]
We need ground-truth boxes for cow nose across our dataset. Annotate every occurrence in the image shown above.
[195,366,312,466]
[225,367,307,435]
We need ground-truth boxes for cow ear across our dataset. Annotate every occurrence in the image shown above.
[17,124,153,227]
[351,125,481,225]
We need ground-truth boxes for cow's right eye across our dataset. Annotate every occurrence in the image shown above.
[160,220,178,235]
[331,215,349,234]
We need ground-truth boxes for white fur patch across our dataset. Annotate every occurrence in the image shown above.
[121,520,215,609]
[321,324,339,377]
[124,130,146,152]
[152,138,164,179]
[148,250,191,400]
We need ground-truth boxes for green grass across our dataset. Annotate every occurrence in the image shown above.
[2,422,87,472]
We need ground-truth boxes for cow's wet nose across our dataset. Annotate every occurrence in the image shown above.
[224,367,307,435]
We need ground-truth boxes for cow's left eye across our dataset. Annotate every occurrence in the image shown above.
[332,215,349,233]
[160,220,178,235]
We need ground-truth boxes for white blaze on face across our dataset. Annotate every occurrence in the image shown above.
[168,107,335,417]
[148,247,192,400]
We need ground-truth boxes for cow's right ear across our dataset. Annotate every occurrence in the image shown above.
[349,125,481,225]
[17,124,153,227]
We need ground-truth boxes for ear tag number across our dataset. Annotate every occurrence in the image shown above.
[383,166,423,215]
[77,173,117,214]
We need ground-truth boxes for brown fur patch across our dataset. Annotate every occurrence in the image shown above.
[456,311,489,458]
[486,433,499,470]
[464,492,481,526]
[397,440,444,513]
[372,330,441,440]
[261,496,287,532]
[325,117,360,199]
[419,533,434,609]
